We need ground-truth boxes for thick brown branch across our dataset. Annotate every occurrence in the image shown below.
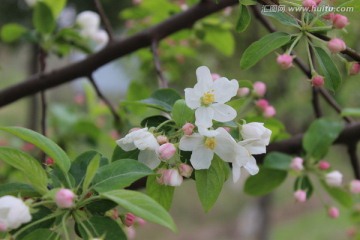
[0,0,238,108]
[347,143,360,179]
[94,0,114,42]
[151,40,168,88]
[312,87,322,118]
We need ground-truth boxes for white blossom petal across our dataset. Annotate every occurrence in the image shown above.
[134,134,159,151]
[239,139,267,155]
[138,150,161,169]
[211,103,237,123]
[244,156,259,175]
[195,66,213,93]
[214,128,237,162]
[116,140,136,151]
[198,126,218,137]
[195,107,214,128]
[184,88,201,109]
[179,134,203,151]
[190,147,214,169]
[213,78,239,103]
[232,162,241,183]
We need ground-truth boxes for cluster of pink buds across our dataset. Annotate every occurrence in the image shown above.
[302,0,322,10]
[252,82,276,118]
[323,13,349,29]
[157,163,193,187]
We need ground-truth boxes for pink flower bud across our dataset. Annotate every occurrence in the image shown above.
[55,189,76,209]
[45,157,54,166]
[276,54,293,69]
[294,190,307,202]
[346,227,357,238]
[110,130,120,140]
[311,75,325,87]
[256,99,269,110]
[350,180,360,194]
[318,160,331,170]
[327,38,346,53]
[156,135,168,145]
[211,73,221,81]
[178,163,193,178]
[162,169,183,186]
[302,0,317,9]
[349,62,360,75]
[124,213,136,227]
[325,170,343,187]
[253,81,266,97]
[237,87,250,97]
[182,123,195,135]
[290,157,304,171]
[158,143,176,160]
[328,206,340,218]
[136,217,146,226]
[332,14,349,29]
[263,106,276,118]
[323,12,335,20]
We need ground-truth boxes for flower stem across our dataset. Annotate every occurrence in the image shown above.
[286,33,303,54]
[155,119,174,131]
[62,212,71,240]
[306,40,316,74]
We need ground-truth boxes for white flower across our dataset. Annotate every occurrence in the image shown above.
[25,0,37,7]
[76,11,100,34]
[90,29,109,47]
[179,127,238,169]
[0,196,32,231]
[240,122,271,154]
[232,143,259,183]
[116,128,160,169]
[325,171,343,187]
[185,66,239,128]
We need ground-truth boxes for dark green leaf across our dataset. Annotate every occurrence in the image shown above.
[236,5,251,33]
[112,146,139,162]
[313,46,342,92]
[101,190,176,231]
[92,159,153,193]
[244,167,287,196]
[240,32,291,69]
[139,88,182,112]
[86,199,117,215]
[0,23,27,43]
[22,229,60,240]
[141,115,173,132]
[33,2,56,34]
[171,99,195,127]
[303,119,344,160]
[146,175,175,211]
[263,152,292,171]
[261,12,299,27]
[195,156,227,212]
[0,183,40,198]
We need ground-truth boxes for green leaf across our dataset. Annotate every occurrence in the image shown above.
[0,183,40,198]
[139,88,182,112]
[244,167,287,196]
[240,32,292,70]
[261,12,299,27]
[0,127,71,174]
[101,190,176,231]
[238,79,253,89]
[313,46,342,92]
[171,99,195,127]
[0,147,48,194]
[92,159,153,193]
[33,2,56,34]
[236,5,251,33]
[83,154,101,192]
[43,0,67,17]
[195,156,227,212]
[341,108,360,117]
[22,229,60,240]
[86,199,117,215]
[112,146,139,162]
[321,181,353,208]
[146,175,175,211]
[240,0,257,5]
[0,23,27,43]
[141,115,173,132]
[303,119,344,160]
[77,216,127,240]
[203,26,235,56]
[263,152,292,171]
[294,175,313,198]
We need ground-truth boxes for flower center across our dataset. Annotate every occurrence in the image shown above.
[201,92,215,106]
[204,137,216,150]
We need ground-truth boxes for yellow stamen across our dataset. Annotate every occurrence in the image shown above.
[204,137,216,150]
[201,92,215,106]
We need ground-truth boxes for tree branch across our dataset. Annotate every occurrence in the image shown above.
[94,0,114,43]
[0,0,238,108]
[38,48,47,137]
[151,40,168,88]
[347,143,360,179]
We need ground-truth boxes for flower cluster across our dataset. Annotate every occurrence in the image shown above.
[117,66,272,183]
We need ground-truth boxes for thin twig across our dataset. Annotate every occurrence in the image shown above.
[151,40,168,88]
[309,45,322,118]
[347,143,360,179]
[38,48,47,137]
[87,75,121,126]
[94,0,114,43]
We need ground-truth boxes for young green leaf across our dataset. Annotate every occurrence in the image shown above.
[313,46,342,92]
[146,175,175,211]
[0,127,71,174]
[263,152,292,171]
[101,190,177,232]
[139,88,182,112]
[0,23,27,43]
[0,147,48,194]
[236,5,251,33]
[82,154,101,192]
[171,99,195,127]
[244,167,287,196]
[43,0,67,18]
[33,2,56,34]
[302,119,344,160]
[22,229,60,240]
[203,27,235,56]
[240,32,292,69]
[322,181,353,208]
[195,156,227,212]
[92,159,153,193]
[261,12,299,27]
